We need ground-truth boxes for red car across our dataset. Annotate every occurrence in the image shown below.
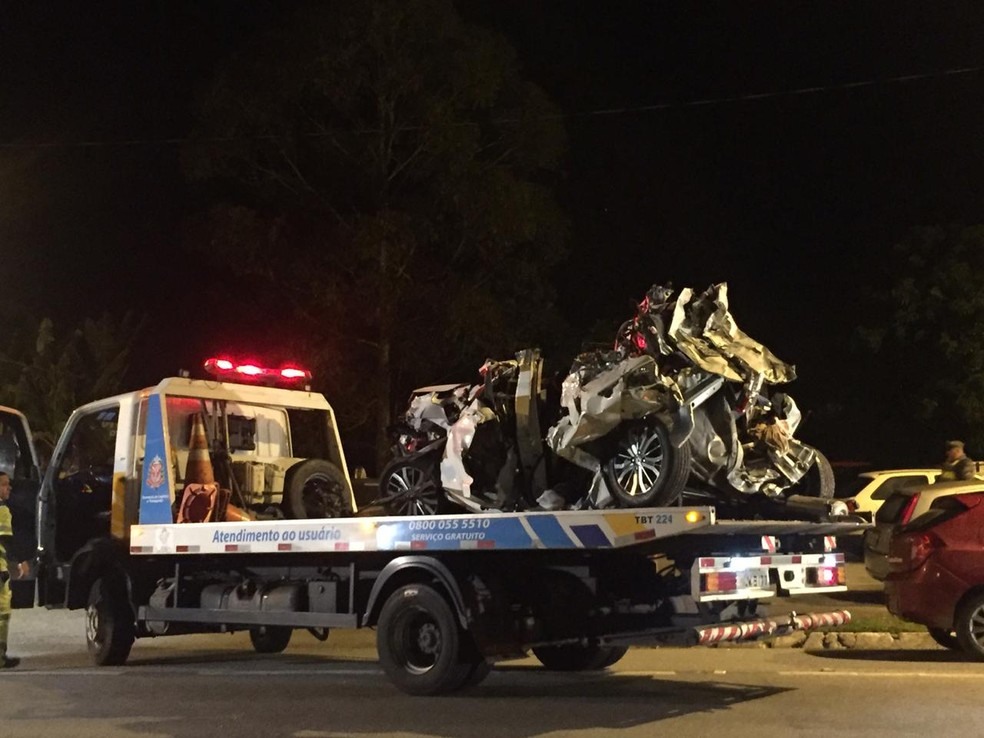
[885,491,984,656]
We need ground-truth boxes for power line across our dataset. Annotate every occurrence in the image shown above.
[563,65,982,119]
[1,65,980,150]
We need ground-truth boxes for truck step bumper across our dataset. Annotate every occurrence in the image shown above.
[694,609,851,645]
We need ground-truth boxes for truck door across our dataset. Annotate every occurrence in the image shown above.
[0,407,42,608]
[37,405,119,607]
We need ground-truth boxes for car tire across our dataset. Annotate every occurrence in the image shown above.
[282,459,352,520]
[86,577,135,666]
[927,627,960,651]
[604,417,691,507]
[955,592,984,659]
[376,455,445,516]
[795,449,835,499]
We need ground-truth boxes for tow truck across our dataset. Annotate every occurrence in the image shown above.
[1,358,865,695]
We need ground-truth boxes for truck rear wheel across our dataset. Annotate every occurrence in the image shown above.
[604,417,691,507]
[283,459,352,519]
[376,584,477,695]
[86,578,135,666]
[249,626,293,653]
[532,643,627,671]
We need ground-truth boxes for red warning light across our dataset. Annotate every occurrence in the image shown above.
[204,357,312,384]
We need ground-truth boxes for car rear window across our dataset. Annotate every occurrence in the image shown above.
[834,476,873,499]
[905,495,978,531]
[871,475,930,501]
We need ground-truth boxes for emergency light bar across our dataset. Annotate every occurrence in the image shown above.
[204,357,312,384]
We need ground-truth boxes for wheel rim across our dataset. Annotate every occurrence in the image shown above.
[85,604,101,648]
[610,426,664,497]
[382,464,440,516]
[302,473,346,518]
[394,609,442,674]
[969,604,984,649]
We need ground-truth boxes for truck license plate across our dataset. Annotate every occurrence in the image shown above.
[742,571,770,589]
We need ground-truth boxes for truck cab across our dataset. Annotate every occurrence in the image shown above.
[19,360,358,611]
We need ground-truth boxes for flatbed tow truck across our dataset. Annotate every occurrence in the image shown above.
[1,359,865,695]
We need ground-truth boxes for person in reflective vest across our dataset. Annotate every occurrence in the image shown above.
[938,440,976,483]
[0,471,30,669]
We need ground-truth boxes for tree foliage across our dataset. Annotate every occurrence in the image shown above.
[0,312,144,459]
[859,224,984,456]
[183,0,571,468]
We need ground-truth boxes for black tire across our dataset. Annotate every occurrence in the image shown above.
[604,417,691,507]
[283,459,353,520]
[794,448,835,499]
[85,578,135,666]
[249,626,293,654]
[955,592,984,658]
[376,455,445,516]
[927,627,961,651]
[376,584,474,695]
[596,645,629,668]
[532,643,626,671]
[462,658,492,688]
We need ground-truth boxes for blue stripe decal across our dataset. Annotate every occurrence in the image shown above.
[483,518,536,548]
[527,514,576,548]
[139,394,174,524]
[376,516,535,550]
[570,524,612,548]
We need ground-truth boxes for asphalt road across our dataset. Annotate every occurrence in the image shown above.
[1,614,982,738]
[3,560,956,738]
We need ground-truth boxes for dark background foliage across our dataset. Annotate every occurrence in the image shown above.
[2,0,984,473]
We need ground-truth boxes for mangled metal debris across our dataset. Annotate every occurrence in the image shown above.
[376,282,833,516]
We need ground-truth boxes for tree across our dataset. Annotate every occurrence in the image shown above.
[0,312,144,460]
[859,224,984,459]
[182,0,570,469]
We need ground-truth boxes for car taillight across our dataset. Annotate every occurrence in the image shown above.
[700,572,738,594]
[807,564,845,587]
[899,493,921,525]
[889,531,943,573]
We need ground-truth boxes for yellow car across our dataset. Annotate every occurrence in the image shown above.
[838,469,939,522]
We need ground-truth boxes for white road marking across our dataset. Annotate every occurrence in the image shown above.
[778,670,984,679]
[6,666,983,680]
[0,666,382,677]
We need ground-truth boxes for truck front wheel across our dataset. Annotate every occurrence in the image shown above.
[532,644,628,671]
[376,584,477,695]
[249,626,293,653]
[86,578,135,666]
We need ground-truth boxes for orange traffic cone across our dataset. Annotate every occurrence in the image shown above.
[185,413,215,485]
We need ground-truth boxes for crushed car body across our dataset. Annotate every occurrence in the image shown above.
[376,282,834,516]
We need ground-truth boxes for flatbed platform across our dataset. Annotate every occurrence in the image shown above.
[130,507,868,556]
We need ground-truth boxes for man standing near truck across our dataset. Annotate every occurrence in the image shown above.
[0,471,30,668]
[938,440,976,483]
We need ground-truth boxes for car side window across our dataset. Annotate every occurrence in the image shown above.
[871,475,931,501]
[0,411,36,481]
[58,409,118,479]
[51,407,120,562]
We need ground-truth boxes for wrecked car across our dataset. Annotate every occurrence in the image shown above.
[375,283,833,515]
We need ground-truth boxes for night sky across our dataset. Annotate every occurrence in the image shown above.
[2,1,983,467]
